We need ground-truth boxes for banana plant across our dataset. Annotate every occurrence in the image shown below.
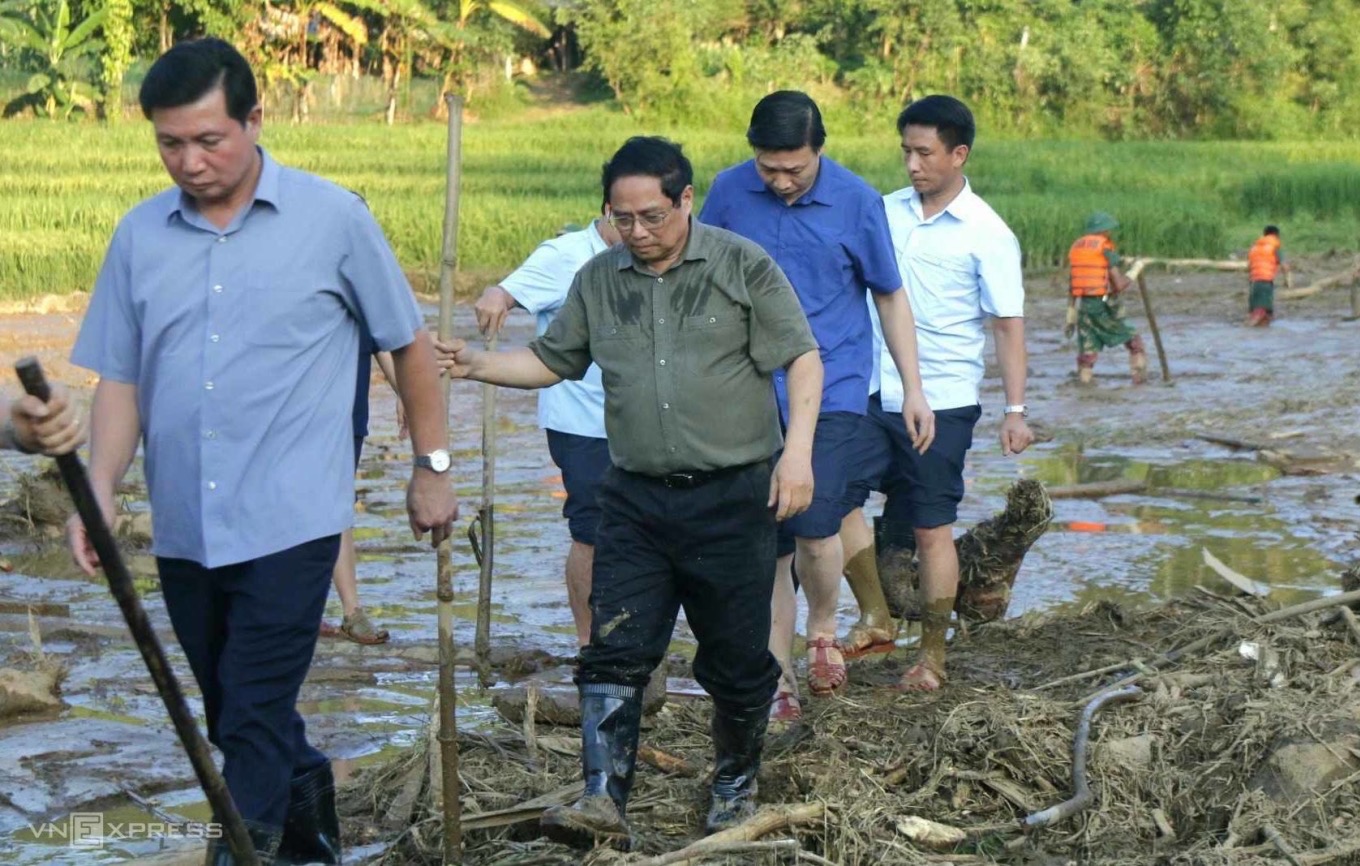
[0,0,109,118]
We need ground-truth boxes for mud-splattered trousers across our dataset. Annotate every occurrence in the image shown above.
[577,462,781,713]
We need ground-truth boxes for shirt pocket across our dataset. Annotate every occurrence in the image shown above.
[907,250,976,322]
[680,312,747,378]
[588,323,642,384]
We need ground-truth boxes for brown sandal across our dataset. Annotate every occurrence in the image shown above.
[339,609,390,645]
[806,637,847,696]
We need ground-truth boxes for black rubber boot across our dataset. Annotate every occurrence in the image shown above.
[276,762,341,865]
[540,683,642,850]
[705,702,770,834]
[205,820,283,865]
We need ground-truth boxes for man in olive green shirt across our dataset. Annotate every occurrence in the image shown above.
[440,136,822,847]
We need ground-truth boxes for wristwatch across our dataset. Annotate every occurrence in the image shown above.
[414,449,452,473]
[1003,404,1028,417]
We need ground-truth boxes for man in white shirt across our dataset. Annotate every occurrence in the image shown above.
[463,213,620,648]
[839,95,1034,691]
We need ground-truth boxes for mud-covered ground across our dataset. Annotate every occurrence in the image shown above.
[0,262,1356,864]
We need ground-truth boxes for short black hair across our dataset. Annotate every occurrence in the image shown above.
[601,137,693,206]
[896,95,976,152]
[746,90,826,151]
[1264,225,1280,236]
[139,38,258,124]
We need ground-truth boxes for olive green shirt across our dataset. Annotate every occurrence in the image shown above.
[530,219,817,475]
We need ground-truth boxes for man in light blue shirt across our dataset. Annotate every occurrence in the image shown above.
[66,39,457,865]
[700,91,934,724]
[461,212,620,648]
[839,95,1034,694]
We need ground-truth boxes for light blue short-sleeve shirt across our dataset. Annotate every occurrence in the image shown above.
[498,223,608,439]
[72,149,423,568]
[871,180,1024,412]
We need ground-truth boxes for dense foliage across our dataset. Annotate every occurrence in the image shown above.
[3,0,1360,137]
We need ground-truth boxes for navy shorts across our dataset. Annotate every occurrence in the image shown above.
[841,394,981,530]
[546,429,612,546]
[352,435,365,474]
[776,411,862,557]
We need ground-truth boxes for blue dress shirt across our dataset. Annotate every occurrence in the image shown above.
[72,149,423,567]
[699,156,902,418]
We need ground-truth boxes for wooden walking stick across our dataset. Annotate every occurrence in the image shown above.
[1134,272,1172,383]
[473,331,496,688]
[436,92,464,865]
[15,358,259,866]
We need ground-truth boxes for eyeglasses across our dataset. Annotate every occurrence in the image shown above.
[608,206,675,232]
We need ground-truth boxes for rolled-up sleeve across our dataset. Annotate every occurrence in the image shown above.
[744,251,817,374]
[72,221,140,383]
[340,196,423,352]
[979,229,1025,318]
[529,273,593,380]
[501,240,573,315]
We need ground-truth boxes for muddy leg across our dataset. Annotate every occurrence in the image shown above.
[898,525,956,692]
[839,509,895,656]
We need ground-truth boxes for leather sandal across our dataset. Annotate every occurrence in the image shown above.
[339,608,390,645]
[768,688,802,726]
[806,637,847,696]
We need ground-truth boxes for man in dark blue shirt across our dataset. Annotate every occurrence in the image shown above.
[700,91,934,723]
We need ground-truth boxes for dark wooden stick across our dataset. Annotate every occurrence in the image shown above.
[475,330,497,688]
[15,357,258,865]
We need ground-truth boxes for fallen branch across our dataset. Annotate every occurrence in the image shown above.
[1134,257,1248,272]
[1277,266,1357,300]
[1195,433,1271,451]
[1340,607,1360,646]
[1262,823,1305,866]
[460,781,584,831]
[633,839,799,866]
[632,803,827,866]
[638,744,703,777]
[896,815,967,850]
[1023,685,1144,830]
[1045,479,1146,500]
[1201,548,1271,596]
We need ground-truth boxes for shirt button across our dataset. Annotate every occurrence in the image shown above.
[610,327,618,334]
[207,481,217,490]
[210,334,220,343]
[657,318,665,324]
[662,403,670,410]
[657,277,664,283]
[658,359,666,366]
[212,285,223,293]
[205,430,216,439]
[216,236,227,244]
[709,317,716,323]
[205,381,214,390]
[669,446,677,452]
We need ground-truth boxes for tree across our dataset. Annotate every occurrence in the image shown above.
[1,0,108,118]
[99,0,133,119]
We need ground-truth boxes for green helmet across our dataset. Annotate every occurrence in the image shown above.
[1084,212,1119,234]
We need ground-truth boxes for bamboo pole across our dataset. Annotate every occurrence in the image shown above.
[436,92,464,866]
[1277,264,1358,300]
[1135,272,1172,383]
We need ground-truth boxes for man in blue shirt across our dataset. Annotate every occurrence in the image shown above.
[66,39,458,865]
[699,91,934,724]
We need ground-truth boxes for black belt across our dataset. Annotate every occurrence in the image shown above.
[650,462,759,490]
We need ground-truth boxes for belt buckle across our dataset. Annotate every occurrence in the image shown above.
[665,471,697,489]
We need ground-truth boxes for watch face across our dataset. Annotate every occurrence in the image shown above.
[429,450,452,473]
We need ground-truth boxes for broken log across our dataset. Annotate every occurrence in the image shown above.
[1201,549,1271,597]
[1277,266,1357,300]
[878,479,1053,626]
[632,803,826,866]
[1045,479,1147,500]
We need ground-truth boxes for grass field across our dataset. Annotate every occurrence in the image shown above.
[4,108,1360,300]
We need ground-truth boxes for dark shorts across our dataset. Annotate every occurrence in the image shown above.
[1249,280,1275,313]
[775,411,862,557]
[546,429,612,546]
[352,435,365,474]
[841,394,981,530]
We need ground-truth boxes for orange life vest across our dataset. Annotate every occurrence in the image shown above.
[1248,235,1281,282]
[1069,234,1114,297]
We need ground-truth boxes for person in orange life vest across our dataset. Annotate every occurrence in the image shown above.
[1246,225,1289,327]
[1066,212,1147,385]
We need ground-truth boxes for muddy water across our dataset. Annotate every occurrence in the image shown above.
[1,280,1357,864]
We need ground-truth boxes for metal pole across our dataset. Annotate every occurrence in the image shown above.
[1135,273,1172,383]
[436,92,464,865]
[14,358,259,866]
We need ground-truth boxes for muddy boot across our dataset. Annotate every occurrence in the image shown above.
[540,683,641,850]
[276,763,341,865]
[205,820,283,865]
[842,544,896,659]
[1076,352,1097,385]
[705,702,770,834]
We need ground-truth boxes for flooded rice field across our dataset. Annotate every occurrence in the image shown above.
[0,267,1356,863]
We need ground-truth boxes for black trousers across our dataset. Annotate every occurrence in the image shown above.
[158,535,339,827]
[578,462,781,711]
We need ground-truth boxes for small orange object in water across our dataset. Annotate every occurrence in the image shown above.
[1066,520,1108,533]
[550,491,567,500]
